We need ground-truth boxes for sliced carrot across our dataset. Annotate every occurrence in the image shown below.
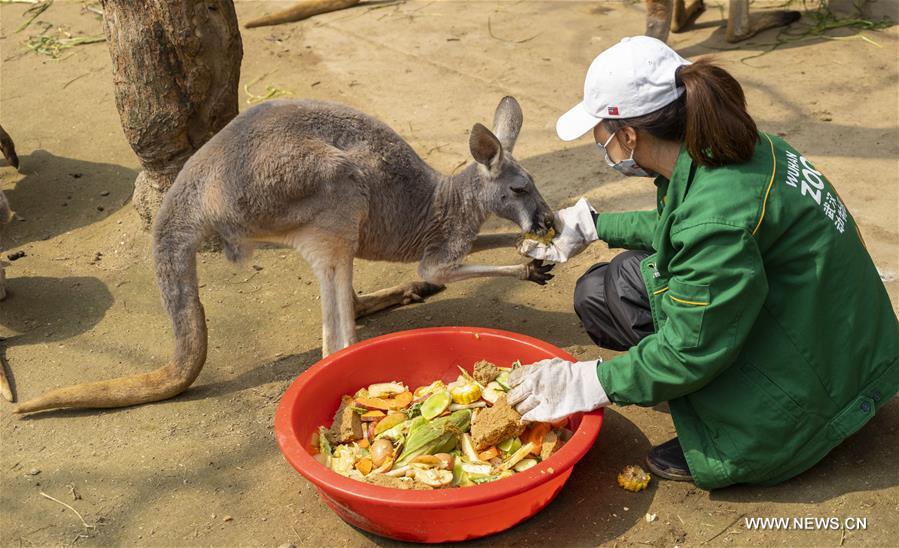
[361,410,387,422]
[355,458,373,475]
[358,438,370,449]
[390,391,414,409]
[526,423,551,455]
[355,396,393,411]
[478,446,499,461]
[356,391,414,411]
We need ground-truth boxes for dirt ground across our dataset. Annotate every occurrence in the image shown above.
[1,1,897,546]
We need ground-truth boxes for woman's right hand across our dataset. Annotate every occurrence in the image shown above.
[507,357,609,422]
[519,198,598,263]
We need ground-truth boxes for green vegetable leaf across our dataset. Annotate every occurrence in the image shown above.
[406,401,423,418]
[318,426,332,457]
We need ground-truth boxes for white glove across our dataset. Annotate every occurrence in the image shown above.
[519,198,598,263]
[506,358,609,423]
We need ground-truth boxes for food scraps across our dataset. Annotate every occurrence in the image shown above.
[312,360,572,490]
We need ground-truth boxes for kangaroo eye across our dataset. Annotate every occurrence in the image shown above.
[510,185,528,195]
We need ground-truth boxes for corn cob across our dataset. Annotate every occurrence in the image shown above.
[617,465,651,492]
[450,382,481,405]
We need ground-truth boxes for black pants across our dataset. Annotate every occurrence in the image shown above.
[574,250,654,351]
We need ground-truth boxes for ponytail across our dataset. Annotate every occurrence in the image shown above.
[606,58,758,168]
[678,59,758,167]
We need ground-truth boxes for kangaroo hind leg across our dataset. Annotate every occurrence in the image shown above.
[353,281,445,319]
[293,229,359,357]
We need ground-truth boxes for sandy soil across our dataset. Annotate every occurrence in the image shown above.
[1,1,897,546]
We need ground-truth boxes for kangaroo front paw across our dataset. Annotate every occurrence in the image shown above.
[525,260,554,285]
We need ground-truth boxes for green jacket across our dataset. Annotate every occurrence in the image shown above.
[594,133,898,489]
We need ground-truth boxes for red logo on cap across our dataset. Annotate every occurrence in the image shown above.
[607,106,619,116]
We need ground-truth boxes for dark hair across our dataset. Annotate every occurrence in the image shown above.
[605,59,758,168]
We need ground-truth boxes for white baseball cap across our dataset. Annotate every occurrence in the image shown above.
[556,36,691,141]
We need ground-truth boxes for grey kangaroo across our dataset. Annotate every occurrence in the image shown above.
[14,96,555,413]
[0,123,18,302]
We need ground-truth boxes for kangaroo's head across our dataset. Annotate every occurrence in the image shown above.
[468,96,555,236]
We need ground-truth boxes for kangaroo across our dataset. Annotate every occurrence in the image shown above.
[1,124,18,403]
[0,123,19,302]
[645,0,800,43]
[13,96,556,414]
[243,0,800,43]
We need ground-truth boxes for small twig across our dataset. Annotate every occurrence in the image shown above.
[16,0,52,33]
[366,0,404,11]
[82,3,102,18]
[702,512,745,544]
[244,72,293,104]
[425,144,446,157]
[230,270,260,284]
[822,32,883,47]
[40,491,95,529]
[487,14,540,44]
[62,71,91,89]
[840,528,846,546]
[25,32,105,59]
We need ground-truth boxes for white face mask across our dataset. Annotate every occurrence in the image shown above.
[597,131,657,178]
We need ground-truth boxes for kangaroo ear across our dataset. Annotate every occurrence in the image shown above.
[469,123,503,170]
[491,96,523,154]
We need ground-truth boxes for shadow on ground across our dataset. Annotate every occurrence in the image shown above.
[0,275,113,344]
[1,149,136,249]
[342,408,655,546]
[0,274,114,404]
[673,0,896,61]
[712,398,899,504]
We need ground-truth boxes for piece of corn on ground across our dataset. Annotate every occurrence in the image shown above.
[450,383,481,404]
[617,465,651,492]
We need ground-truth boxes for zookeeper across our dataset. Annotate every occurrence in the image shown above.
[507,36,898,489]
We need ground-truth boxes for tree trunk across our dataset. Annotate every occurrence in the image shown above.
[100,1,243,229]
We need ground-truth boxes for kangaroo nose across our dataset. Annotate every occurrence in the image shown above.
[544,211,557,230]
[533,211,555,234]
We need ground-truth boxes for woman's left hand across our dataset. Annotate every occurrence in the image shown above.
[506,357,610,422]
[519,198,599,263]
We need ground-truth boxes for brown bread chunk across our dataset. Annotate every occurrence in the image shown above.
[329,395,363,443]
[470,395,525,450]
[473,360,500,385]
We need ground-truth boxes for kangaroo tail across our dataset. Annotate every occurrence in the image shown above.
[13,196,208,414]
[244,0,360,29]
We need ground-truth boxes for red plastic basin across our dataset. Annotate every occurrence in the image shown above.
[274,327,604,543]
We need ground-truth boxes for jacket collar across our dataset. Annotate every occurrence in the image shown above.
[654,143,695,212]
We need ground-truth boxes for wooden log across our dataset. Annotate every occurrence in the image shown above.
[244,0,361,29]
[99,1,243,228]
